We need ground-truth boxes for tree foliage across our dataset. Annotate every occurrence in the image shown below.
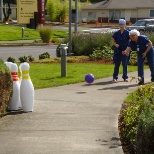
[3,0,16,22]
[47,0,91,22]
[47,0,68,22]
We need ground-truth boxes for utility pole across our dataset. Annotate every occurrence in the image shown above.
[1,0,3,23]
[68,0,72,53]
[75,0,78,34]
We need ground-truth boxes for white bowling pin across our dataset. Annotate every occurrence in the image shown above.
[9,63,20,111]
[18,63,24,109]
[20,62,34,112]
[4,62,12,70]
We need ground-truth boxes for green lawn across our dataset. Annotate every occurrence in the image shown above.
[0,24,68,41]
[28,62,138,89]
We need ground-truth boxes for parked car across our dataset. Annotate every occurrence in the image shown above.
[126,19,154,32]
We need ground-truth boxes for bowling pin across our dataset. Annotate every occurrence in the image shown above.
[4,62,12,70]
[18,63,24,109]
[9,63,20,111]
[20,62,34,112]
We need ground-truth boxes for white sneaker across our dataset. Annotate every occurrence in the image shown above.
[112,79,117,82]
[124,79,129,82]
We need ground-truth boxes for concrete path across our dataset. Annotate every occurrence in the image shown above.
[0,69,151,154]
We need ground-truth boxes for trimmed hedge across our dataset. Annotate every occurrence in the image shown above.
[118,83,154,153]
[0,58,13,117]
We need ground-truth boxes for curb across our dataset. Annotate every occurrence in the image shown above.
[0,42,58,47]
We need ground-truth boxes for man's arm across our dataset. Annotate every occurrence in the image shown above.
[112,38,119,48]
[122,47,131,56]
[142,41,153,58]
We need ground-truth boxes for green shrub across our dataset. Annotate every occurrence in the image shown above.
[39,26,52,43]
[89,46,113,61]
[62,33,113,56]
[136,106,154,154]
[119,83,154,153]
[18,56,28,62]
[7,56,16,63]
[39,52,50,60]
[0,58,13,117]
[28,54,35,62]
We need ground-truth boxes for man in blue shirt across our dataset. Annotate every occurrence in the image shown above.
[122,29,154,85]
[112,19,130,82]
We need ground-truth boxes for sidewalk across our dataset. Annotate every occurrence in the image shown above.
[0,69,151,154]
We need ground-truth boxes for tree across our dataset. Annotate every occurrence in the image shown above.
[47,0,91,23]
[55,0,68,22]
[47,0,56,21]
[47,0,68,22]
[3,0,16,22]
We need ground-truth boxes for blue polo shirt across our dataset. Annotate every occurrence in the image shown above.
[112,30,130,51]
[128,35,153,54]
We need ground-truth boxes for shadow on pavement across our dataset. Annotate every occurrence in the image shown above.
[96,136,121,149]
[82,80,113,86]
[6,109,26,115]
[98,84,138,90]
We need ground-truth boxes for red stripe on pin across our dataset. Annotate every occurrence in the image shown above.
[13,77,19,81]
[11,72,18,75]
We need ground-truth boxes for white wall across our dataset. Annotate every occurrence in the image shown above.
[81,8,154,22]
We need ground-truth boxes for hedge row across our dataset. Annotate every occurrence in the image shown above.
[119,83,154,153]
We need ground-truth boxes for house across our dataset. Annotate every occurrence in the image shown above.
[81,0,154,23]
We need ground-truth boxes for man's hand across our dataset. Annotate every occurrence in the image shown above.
[122,50,129,56]
[142,52,147,58]
[115,44,119,48]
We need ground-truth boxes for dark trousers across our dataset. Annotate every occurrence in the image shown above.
[113,54,129,80]
[138,48,154,82]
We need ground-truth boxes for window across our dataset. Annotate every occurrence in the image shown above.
[150,10,154,17]
[109,10,121,20]
[88,12,96,19]
[147,21,154,25]
[134,20,146,26]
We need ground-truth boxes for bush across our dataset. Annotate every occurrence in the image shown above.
[7,56,16,63]
[18,56,28,63]
[0,58,13,117]
[28,54,35,62]
[39,52,50,60]
[89,46,113,61]
[39,26,52,43]
[118,103,136,154]
[18,55,35,62]
[62,33,113,56]
[136,106,154,154]
[119,83,154,153]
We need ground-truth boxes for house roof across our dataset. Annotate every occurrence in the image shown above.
[82,0,154,10]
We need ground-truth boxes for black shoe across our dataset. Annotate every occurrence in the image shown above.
[151,78,154,82]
